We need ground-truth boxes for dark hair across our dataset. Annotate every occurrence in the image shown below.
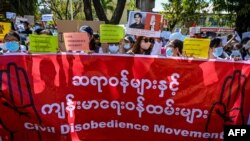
[23,21,29,26]
[130,36,153,54]
[125,36,135,44]
[93,33,100,40]
[210,38,222,48]
[134,13,142,18]
[169,39,183,54]
[4,31,21,41]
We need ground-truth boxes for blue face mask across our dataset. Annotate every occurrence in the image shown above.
[231,50,241,56]
[5,41,19,52]
[124,43,131,49]
[213,47,223,57]
[166,48,173,56]
[109,45,119,53]
[34,25,41,31]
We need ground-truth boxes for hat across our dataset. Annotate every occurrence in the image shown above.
[169,32,186,41]
[79,25,93,35]
[243,40,250,50]
[160,31,171,39]
[124,36,134,43]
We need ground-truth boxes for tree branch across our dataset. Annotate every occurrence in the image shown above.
[83,0,93,20]
[110,0,126,24]
[93,0,109,23]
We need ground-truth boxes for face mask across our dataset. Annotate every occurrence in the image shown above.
[34,25,41,31]
[124,43,131,49]
[213,47,223,57]
[166,47,173,56]
[140,42,151,50]
[5,41,19,52]
[231,50,241,56]
[109,44,119,53]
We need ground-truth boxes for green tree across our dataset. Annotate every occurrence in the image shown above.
[8,0,38,16]
[162,0,208,31]
[92,0,127,24]
[127,0,136,11]
[100,0,114,14]
[210,0,250,35]
[41,0,83,20]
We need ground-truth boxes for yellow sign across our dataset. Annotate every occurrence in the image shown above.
[183,38,210,59]
[100,24,125,43]
[0,22,11,41]
[29,34,58,53]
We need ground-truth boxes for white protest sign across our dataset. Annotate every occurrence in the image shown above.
[126,11,162,37]
[24,15,35,25]
[42,14,53,22]
[15,16,28,24]
[6,12,16,20]
[242,32,250,39]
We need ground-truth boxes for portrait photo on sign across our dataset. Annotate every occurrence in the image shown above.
[128,11,146,29]
[144,13,162,32]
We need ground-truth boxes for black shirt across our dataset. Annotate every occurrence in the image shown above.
[129,22,144,29]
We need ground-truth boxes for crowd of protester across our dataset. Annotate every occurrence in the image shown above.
[1,20,250,62]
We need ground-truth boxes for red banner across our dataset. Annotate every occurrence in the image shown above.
[0,54,250,141]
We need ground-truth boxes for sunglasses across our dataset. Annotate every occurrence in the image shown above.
[142,38,153,43]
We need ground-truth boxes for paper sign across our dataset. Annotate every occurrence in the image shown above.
[0,22,11,41]
[200,27,234,33]
[15,16,28,24]
[126,11,162,37]
[6,12,16,20]
[42,14,53,22]
[242,32,250,39]
[100,24,124,43]
[57,20,104,51]
[63,32,90,51]
[24,15,35,25]
[183,38,210,59]
[29,34,58,53]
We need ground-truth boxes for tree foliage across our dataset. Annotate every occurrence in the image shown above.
[7,0,38,16]
[41,0,126,24]
[210,0,250,34]
[162,0,208,31]
[100,0,114,14]
[40,0,83,20]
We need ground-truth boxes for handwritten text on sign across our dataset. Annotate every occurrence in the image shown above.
[29,34,58,53]
[0,54,249,141]
[100,24,124,43]
[63,32,90,51]
[183,38,210,59]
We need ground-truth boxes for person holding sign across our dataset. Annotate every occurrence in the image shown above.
[108,42,120,54]
[165,39,183,57]
[79,25,97,53]
[120,35,135,54]
[243,40,250,60]
[129,13,144,29]
[209,38,229,60]
[1,31,27,53]
[229,43,243,61]
[127,36,154,55]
